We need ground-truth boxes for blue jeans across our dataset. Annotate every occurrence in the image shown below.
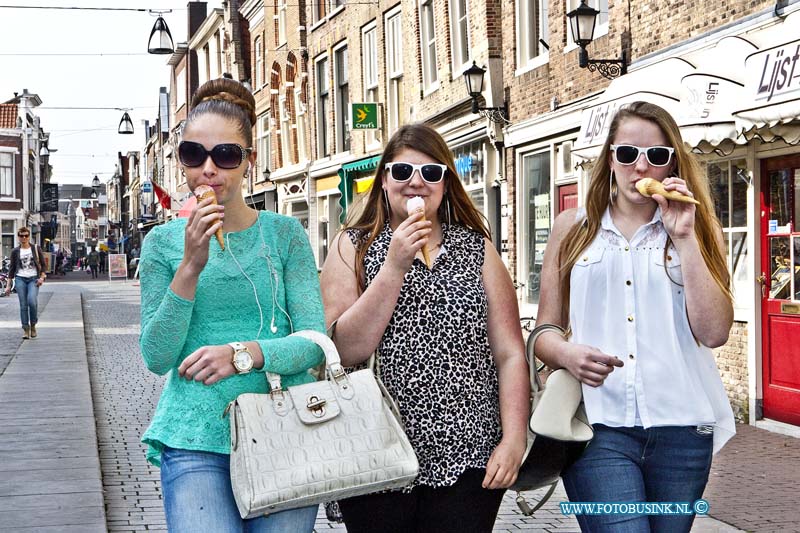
[160,446,319,533]
[15,276,39,327]
[562,424,713,533]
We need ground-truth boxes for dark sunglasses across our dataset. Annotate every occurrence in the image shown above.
[385,162,447,184]
[611,144,675,167]
[17,234,29,238]
[178,141,252,169]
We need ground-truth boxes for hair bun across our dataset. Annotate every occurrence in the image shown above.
[191,78,257,126]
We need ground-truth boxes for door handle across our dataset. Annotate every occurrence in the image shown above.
[757,272,767,298]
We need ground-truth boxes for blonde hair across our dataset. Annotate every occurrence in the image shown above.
[558,101,732,324]
[343,124,489,291]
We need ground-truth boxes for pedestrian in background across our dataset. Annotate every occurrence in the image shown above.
[534,101,735,533]
[87,247,99,279]
[138,77,324,533]
[320,124,529,533]
[5,227,47,339]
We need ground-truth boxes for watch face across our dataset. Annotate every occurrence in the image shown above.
[234,350,253,371]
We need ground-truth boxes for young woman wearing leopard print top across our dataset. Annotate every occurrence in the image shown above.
[321,124,529,533]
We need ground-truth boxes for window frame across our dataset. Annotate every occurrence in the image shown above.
[334,43,351,154]
[448,0,471,75]
[0,151,16,198]
[385,7,403,135]
[419,0,439,92]
[294,86,307,163]
[315,54,331,159]
[516,0,550,74]
[517,147,553,310]
[256,114,271,181]
[254,36,264,88]
[278,1,287,46]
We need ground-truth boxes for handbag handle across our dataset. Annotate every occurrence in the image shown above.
[265,329,344,393]
[527,323,566,394]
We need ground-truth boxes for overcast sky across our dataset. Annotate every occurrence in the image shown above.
[0,1,222,185]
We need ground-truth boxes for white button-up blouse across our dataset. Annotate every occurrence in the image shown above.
[569,207,735,453]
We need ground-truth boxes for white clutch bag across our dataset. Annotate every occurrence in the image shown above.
[225,330,419,519]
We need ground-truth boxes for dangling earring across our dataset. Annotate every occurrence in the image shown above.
[383,189,391,216]
[445,196,452,226]
[180,167,186,178]
[609,170,618,205]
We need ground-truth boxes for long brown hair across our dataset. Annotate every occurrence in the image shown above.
[343,123,489,290]
[558,101,732,323]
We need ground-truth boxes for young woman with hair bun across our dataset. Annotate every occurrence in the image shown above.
[138,77,325,532]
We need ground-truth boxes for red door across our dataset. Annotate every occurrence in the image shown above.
[559,183,578,213]
[760,155,800,426]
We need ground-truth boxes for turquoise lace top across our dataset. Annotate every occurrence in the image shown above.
[139,211,325,466]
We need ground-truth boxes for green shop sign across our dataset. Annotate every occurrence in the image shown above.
[351,102,379,130]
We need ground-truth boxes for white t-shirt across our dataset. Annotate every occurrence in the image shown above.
[569,207,735,454]
[18,247,39,278]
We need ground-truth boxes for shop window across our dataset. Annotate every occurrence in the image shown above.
[317,195,341,264]
[452,141,485,213]
[419,0,439,91]
[517,0,549,68]
[0,152,14,197]
[2,220,14,260]
[521,151,551,305]
[449,0,470,73]
[708,159,751,310]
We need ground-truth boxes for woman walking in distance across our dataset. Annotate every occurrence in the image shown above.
[5,227,47,338]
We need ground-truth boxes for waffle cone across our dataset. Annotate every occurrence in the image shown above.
[635,178,700,205]
[194,186,225,249]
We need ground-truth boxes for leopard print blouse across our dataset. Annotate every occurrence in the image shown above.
[347,223,502,489]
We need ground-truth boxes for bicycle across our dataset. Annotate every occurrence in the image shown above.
[520,316,547,373]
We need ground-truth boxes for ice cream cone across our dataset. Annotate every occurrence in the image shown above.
[406,196,432,268]
[194,185,225,249]
[635,178,700,205]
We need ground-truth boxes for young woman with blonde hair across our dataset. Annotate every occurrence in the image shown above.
[534,101,735,532]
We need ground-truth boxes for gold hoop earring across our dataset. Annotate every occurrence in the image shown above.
[609,170,618,205]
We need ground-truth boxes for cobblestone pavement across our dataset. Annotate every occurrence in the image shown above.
[76,278,755,532]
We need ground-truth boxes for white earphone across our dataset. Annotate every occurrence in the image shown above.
[225,217,293,339]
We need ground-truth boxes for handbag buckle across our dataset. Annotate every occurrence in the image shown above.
[306,395,327,418]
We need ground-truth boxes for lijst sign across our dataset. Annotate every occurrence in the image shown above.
[746,39,800,104]
[351,102,379,130]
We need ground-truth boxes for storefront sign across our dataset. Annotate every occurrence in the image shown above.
[141,181,153,193]
[351,103,379,129]
[681,75,741,123]
[746,39,800,104]
[109,253,128,279]
[577,100,624,148]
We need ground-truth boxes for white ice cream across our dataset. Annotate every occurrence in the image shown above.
[406,196,425,215]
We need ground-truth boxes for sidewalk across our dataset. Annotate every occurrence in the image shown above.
[0,278,798,532]
[0,283,106,532]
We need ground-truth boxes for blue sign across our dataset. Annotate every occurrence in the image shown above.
[141,181,153,193]
[455,155,474,177]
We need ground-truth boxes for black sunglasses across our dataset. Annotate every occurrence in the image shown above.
[385,162,448,184]
[611,144,675,167]
[17,234,29,238]
[178,141,252,169]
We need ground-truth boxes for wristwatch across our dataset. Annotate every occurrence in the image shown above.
[228,342,254,374]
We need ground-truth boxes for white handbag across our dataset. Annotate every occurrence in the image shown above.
[225,330,419,519]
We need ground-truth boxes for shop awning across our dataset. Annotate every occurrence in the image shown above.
[572,57,695,161]
[732,12,800,145]
[337,155,382,223]
[678,35,757,155]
